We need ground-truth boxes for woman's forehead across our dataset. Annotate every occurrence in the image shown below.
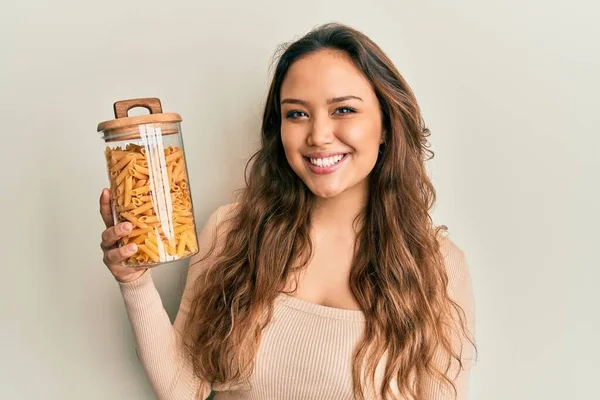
[280,50,374,101]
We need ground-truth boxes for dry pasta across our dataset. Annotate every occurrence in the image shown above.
[104,143,198,266]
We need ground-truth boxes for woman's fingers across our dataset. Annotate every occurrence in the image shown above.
[100,222,132,251]
[98,189,148,281]
[104,243,139,266]
[99,188,114,228]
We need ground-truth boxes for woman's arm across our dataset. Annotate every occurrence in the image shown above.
[118,206,226,400]
[424,239,477,399]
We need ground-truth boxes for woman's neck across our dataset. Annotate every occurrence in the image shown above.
[311,181,368,232]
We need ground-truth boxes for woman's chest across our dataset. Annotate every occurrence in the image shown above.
[282,236,361,311]
[214,300,366,399]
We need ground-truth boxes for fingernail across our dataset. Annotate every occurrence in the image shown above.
[122,223,132,232]
[127,244,138,253]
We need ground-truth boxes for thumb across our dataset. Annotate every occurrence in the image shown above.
[99,188,115,228]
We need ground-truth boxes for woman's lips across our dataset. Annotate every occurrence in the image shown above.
[304,154,349,175]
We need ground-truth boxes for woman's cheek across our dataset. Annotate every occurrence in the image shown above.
[338,120,381,153]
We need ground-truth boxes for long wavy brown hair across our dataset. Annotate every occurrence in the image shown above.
[183,22,477,399]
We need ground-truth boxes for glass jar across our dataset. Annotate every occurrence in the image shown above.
[97,98,199,267]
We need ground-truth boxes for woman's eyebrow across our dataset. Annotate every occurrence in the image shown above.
[280,95,364,106]
[327,95,363,104]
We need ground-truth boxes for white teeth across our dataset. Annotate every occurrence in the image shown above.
[309,154,345,167]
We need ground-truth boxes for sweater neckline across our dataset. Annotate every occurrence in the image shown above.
[276,293,366,322]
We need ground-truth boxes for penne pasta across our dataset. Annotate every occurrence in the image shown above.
[104,144,198,267]
[110,152,139,172]
[131,169,148,181]
[174,209,192,217]
[139,244,160,263]
[131,201,154,216]
[184,232,197,252]
[171,161,183,182]
[146,231,160,247]
[176,232,188,258]
[131,185,150,196]
[138,215,161,224]
[165,236,177,255]
[174,168,186,183]
[124,175,133,207]
[167,162,174,185]
[110,150,128,162]
[165,146,176,155]
[121,212,149,229]
[130,227,152,237]
[174,223,193,235]
[165,149,183,163]
[175,216,193,224]
[134,164,150,176]
[116,204,136,212]
[132,235,146,245]
[127,143,144,152]
[144,238,160,256]
[117,182,125,206]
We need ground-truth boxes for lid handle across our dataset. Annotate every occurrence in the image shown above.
[113,98,163,119]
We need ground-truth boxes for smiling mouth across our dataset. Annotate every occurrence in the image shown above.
[304,153,348,168]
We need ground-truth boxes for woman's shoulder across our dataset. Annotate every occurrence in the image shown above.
[436,233,470,292]
[191,203,240,264]
[209,202,241,243]
[215,202,241,224]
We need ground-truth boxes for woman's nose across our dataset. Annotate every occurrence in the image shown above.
[307,116,334,147]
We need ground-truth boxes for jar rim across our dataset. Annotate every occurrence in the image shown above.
[97,113,182,133]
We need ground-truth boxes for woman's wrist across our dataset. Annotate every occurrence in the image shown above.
[115,269,148,284]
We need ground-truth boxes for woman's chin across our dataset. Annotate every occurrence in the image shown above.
[308,185,345,199]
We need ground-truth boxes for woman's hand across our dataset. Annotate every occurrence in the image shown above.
[99,188,148,283]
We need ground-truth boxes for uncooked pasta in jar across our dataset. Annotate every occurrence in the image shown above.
[104,143,198,266]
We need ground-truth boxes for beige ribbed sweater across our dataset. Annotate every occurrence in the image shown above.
[118,205,475,400]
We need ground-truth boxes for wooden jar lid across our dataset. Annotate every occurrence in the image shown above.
[97,98,182,141]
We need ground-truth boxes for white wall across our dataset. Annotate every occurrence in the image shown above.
[1,0,597,399]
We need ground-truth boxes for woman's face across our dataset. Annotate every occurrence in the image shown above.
[280,49,383,200]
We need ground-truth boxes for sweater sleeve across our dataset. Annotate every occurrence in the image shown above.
[117,206,227,400]
[423,237,477,399]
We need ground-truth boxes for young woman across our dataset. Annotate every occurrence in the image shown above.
[99,23,477,400]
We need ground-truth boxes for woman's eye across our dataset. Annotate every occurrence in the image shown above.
[286,110,307,119]
[334,107,356,115]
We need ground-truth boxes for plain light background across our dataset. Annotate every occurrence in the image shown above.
[1,0,598,399]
